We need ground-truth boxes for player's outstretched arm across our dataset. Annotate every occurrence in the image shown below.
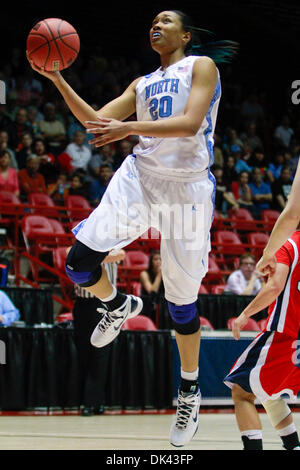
[232,263,289,340]
[26,51,138,128]
[86,56,218,146]
[257,159,300,276]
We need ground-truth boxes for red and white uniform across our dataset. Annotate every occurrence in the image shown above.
[224,231,300,403]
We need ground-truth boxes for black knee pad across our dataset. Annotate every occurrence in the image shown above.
[65,240,109,287]
[167,301,200,335]
[172,315,200,335]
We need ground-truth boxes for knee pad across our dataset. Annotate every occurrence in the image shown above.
[167,301,200,335]
[262,398,291,427]
[65,240,108,287]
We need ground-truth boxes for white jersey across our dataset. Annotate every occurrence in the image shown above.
[133,55,221,179]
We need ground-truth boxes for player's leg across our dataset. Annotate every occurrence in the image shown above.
[263,398,300,450]
[160,172,215,447]
[231,384,263,450]
[65,156,149,347]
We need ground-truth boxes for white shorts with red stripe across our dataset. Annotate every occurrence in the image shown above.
[224,330,300,403]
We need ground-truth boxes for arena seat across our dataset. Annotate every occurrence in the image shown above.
[122,314,157,331]
[247,232,270,257]
[213,230,245,256]
[198,284,209,294]
[53,247,74,302]
[123,250,149,269]
[228,207,261,232]
[261,210,280,230]
[227,317,260,331]
[66,195,92,221]
[210,284,226,294]
[199,316,214,330]
[0,191,22,249]
[29,192,60,218]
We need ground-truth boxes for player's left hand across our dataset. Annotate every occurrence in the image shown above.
[232,312,249,340]
[85,118,131,147]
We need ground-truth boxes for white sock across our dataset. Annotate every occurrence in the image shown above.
[278,423,297,437]
[181,367,199,382]
[241,429,262,440]
[100,284,117,302]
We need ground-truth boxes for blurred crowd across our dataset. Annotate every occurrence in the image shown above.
[0,46,299,214]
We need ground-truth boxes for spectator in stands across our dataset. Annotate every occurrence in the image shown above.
[89,163,113,204]
[11,108,32,150]
[0,150,19,196]
[271,165,293,211]
[212,165,239,214]
[67,172,89,199]
[232,145,253,175]
[18,154,47,198]
[289,140,300,175]
[33,138,58,185]
[16,131,33,169]
[113,139,133,170]
[140,250,164,323]
[240,122,264,152]
[267,150,285,183]
[224,253,263,296]
[65,130,92,172]
[249,167,272,219]
[0,105,15,145]
[231,171,254,212]
[88,143,116,178]
[26,105,43,138]
[247,146,268,176]
[47,172,69,203]
[213,132,224,167]
[38,103,67,156]
[0,290,20,326]
[223,127,244,156]
[0,131,18,169]
[223,155,238,183]
[274,115,294,149]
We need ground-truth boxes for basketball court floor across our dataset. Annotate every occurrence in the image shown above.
[1,412,299,450]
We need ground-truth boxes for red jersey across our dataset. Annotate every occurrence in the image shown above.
[265,230,300,337]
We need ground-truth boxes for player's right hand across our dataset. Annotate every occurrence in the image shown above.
[26,50,60,82]
[232,312,248,340]
[256,253,277,277]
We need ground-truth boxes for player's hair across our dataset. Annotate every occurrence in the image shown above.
[171,10,239,64]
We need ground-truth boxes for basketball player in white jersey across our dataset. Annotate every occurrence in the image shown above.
[27,10,237,446]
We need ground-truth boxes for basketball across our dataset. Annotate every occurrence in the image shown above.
[26,18,80,72]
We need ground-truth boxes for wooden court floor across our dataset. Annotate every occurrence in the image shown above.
[1,412,299,450]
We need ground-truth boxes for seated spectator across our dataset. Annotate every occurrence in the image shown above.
[65,130,92,172]
[223,155,238,183]
[16,132,33,169]
[274,115,294,149]
[0,150,19,196]
[247,146,269,175]
[231,171,254,212]
[232,145,253,174]
[11,107,32,151]
[88,143,116,178]
[248,167,272,219]
[213,132,224,167]
[18,154,47,199]
[267,150,285,183]
[67,172,89,199]
[33,138,58,185]
[224,253,263,296]
[271,165,293,211]
[212,165,239,214]
[0,290,20,326]
[140,250,164,322]
[89,163,113,204]
[38,103,67,156]
[223,127,244,156]
[0,105,15,145]
[288,141,300,175]
[26,105,43,138]
[47,172,69,203]
[0,131,18,169]
[240,122,264,152]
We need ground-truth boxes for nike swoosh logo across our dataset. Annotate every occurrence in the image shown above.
[113,310,129,331]
[192,412,198,423]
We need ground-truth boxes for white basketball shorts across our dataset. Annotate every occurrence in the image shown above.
[73,155,216,305]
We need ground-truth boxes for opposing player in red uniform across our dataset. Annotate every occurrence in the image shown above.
[224,230,300,450]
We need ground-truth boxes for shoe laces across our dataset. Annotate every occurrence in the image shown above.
[175,392,198,430]
[96,306,125,333]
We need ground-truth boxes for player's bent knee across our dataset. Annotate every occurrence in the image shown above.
[262,398,291,428]
[231,384,255,403]
[167,301,200,335]
[65,240,108,287]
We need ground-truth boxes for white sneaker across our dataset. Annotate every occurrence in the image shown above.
[90,295,143,348]
[170,389,201,447]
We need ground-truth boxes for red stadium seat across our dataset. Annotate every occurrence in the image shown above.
[213,230,245,256]
[123,250,149,269]
[53,247,74,302]
[211,284,226,294]
[29,192,60,218]
[66,195,92,221]
[198,284,209,294]
[261,210,280,230]
[122,314,157,331]
[130,281,142,297]
[118,251,149,292]
[200,316,214,330]
[247,232,270,257]
[227,317,260,331]
[228,207,261,232]
[0,191,22,249]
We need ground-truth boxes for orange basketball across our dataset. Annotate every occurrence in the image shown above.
[27,18,80,72]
